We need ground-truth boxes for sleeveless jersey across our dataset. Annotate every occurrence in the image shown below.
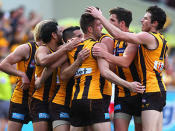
[32,46,56,102]
[114,40,140,97]
[68,38,105,100]
[52,67,72,106]
[137,32,168,92]
[11,41,38,104]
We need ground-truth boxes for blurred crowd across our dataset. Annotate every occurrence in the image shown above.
[0,5,41,56]
[0,5,41,87]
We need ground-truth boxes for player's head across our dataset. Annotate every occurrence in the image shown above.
[62,26,83,43]
[80,11,103,39]
[146,5,166,30]
[33,20,53,42]
[40,20,62,44]
[109,7,132,28]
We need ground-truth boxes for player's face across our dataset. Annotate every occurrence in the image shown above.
[56,26,63,43]
[109,14,120,28]
[73,30,83,39]
[55,26,63,45]
[92,19,103,39]
[141,12,152,32]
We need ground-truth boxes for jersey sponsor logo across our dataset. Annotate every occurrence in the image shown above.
[114,104,121,111]
[12,113,25,120]
[117,48,125,53]
[38,113,50,119]
[75,68,92,77]
[60,112,69,119]
[104,113,110,119]
[154,61,164,73]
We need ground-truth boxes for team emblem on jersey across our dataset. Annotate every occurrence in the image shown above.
[154,61,164,73]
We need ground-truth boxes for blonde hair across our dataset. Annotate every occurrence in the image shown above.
[33,20,53,42]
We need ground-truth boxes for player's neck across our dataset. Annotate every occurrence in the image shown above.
[47,41,57,51]
[149,27,158,33]
[36,41,42,46]
[120,26,129,32]
[84,33,97,41]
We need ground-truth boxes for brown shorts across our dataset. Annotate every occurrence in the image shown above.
[50,102,70,122]
[142,91,166,112]
[70,99,110,127]
[8,101,31,124]
[30,97,50,122]
[114,94,142,117]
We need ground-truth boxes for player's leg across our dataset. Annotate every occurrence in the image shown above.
[114,113,131,131]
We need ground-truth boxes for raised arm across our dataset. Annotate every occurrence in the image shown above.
[86,7,156,48]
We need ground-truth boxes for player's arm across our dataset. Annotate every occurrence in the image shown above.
[93,43,138,68]
[35,37,81,67]
[164,54,168,70]
[95,43,144,93]
[100,36,114,54]
[35,54,68,89]
[86,7,155,47]
[0,44,29,77]
[0,44,30,89]
[60,49,90,81]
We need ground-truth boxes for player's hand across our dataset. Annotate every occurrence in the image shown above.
[21,73,30,90]
[92,46,106,58]
[77,49,90,63]
[129,82,145,94]
[85,6,102,19]
[35,77,42,90]
[65,37,82,51]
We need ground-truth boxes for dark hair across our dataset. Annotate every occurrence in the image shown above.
[109,7,132,27]
[40,20,58,43]
[62,26,80,43]
[146,5,166,30]
[80,13,95,34]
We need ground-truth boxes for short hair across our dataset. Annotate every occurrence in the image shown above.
[146,5,166,30]
[80,13,95,34]
[40,20,58,43]
[33,20,53,42]
[62,26,80,43]
[109,7,132,27]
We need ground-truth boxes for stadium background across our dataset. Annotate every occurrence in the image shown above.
[0,0,175,130]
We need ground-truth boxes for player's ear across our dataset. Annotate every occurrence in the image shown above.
[87,26,93,33]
